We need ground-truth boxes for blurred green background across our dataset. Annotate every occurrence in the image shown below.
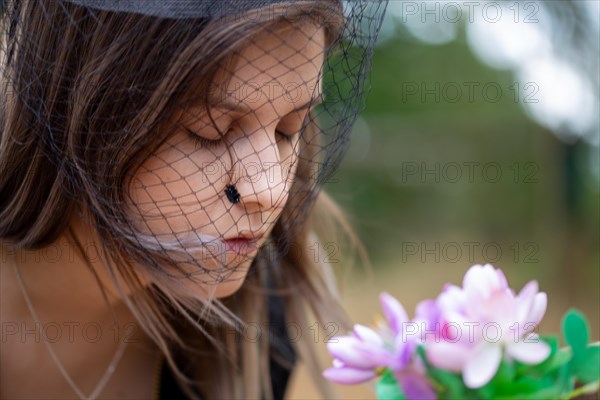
[295,1,600,397]
[326,0,599,339]
[293,0,600,389]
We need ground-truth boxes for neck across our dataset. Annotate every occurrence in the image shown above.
[0,213,154,365]
[0,215,158,398]
[2,216,125,322]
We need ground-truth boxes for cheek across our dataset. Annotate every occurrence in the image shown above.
[126,134,233,235]
[277,135,301,187]
[123,131,293,288]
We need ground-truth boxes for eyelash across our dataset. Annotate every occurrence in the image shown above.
[186,128,294,150]
[278,130,295,142]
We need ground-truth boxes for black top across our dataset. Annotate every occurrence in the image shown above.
[158,294,296,400]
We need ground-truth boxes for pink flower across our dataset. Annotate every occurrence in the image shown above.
[323,293,436,399]
[322,357,378,385]
[421,264,551,388]
[379,292,437,399]
[323,324,392,384]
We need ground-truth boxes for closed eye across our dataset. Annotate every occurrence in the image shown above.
[185,127,295,149]
[275,129,295,143]
[184,127,223,150]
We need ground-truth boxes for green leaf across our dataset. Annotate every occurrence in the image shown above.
[482,374,568,400]
[494,360,517,384]
[577,343,600,384]
[416,344,468,399]
[562,311,600,385]
[514,337,569,378]
[490,375,558,399]
[474,383,495,399]
[506,385,564,400]
[428,368,465,399]
[415,344,428,365]
[538,347,572,376]
[376,369,406,400]
[471,360,519,399]
[562,310,589,371]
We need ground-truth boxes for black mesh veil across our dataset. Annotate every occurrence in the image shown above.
[0,0,388,292]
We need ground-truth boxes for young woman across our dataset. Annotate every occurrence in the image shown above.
[0,1,387,399]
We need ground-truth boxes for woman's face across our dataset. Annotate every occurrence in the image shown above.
[127,21,325,298]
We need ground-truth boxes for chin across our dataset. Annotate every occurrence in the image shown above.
[215,262,253,298]
[213,279,247,298]
[182,261,251,299]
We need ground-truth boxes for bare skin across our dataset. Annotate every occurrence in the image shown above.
[0,21,325,399]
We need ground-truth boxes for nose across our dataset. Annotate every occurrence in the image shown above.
[230,128,291,213]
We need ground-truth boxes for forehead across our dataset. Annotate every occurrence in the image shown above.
[211,21,325,116]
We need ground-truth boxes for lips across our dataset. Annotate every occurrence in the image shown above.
[223,237,261,255]
[224,230,267,241]
[222,231,266,254]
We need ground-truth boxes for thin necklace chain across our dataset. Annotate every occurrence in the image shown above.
[11,252,129,400]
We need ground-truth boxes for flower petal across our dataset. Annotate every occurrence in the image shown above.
[518,280,538,303]
[480,289,517,329]
[323,366,376,384]
[527,293,547,327]
[415,299,440,328]
[516,280,538,325]
[437,285,466,314]
[327,337,371,368]
[393,334,415,369]
[506,340,551,364]
[425,341,469,372]
[463,343,502,389]
[353,324,384,348]
[394,368,438,400]
[463,264,505,301]
[380,292,409,335]
[327,336,392,369]
[495,267,508,288]
[332,358,344,368]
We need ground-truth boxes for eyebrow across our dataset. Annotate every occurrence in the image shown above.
[210,93,325,114]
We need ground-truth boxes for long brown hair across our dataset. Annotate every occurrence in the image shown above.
[0,1,367,398]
